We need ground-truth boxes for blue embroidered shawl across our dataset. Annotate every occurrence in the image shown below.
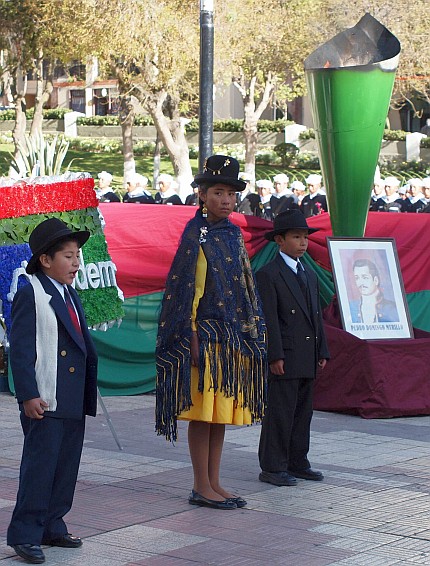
[155,210,267,441]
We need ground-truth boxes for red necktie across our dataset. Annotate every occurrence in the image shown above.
[64,288,82,334]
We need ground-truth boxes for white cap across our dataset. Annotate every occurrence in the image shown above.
[239,172,253,183]
[290,180,305,191]
[305,174,322,185]
[398,186,407,195]
[158,173,173,184]
[129,173,148,186]
[421,177,430,189]
[98,171,113,184]
[273,173,289,184]
[384,176,400,187]
[408,177,424,188]
[256,179,274,190]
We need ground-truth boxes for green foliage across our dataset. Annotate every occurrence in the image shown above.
[273,142,299,167]
[294,152,319,169]
[0,110,16,121]
[0,109,72,121]
[79,286,124,328]
[379,158,430,179]
[0,208,102,247]
[257,120,294,132]
[26,108,72,119]
[420,137,430,148]
[299,128,315,140]
[9,133,70,178]
[384,129,407,141]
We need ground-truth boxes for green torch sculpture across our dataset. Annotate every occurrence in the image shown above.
[304,13,401,236]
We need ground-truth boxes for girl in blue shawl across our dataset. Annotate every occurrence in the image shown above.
[156,155,266,510]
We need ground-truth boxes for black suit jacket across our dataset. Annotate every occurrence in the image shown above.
[270,194,299,217]
[10,272,98,419]
[256,254,329,379]
[235,192,260,215]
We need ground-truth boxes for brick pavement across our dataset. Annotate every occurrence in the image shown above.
[2,392,430,565]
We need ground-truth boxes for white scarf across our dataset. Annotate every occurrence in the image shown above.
[31,276,58,411]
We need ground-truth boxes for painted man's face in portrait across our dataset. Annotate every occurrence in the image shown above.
[353,265,379,296]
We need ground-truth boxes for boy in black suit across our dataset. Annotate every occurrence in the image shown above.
[256,210,329,487]
[7,218,98,564]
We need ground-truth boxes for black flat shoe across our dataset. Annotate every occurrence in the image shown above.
[189,490,237,510]
[44,534,83,548]
[227,496,247,508]
[288,468,324,481]
[13,544,45,564]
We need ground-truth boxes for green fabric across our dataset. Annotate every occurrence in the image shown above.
[93,292,162,395]
[406,290,430,333]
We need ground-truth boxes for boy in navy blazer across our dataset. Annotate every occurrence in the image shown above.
[256,210,329,487]
[7,218,98,564]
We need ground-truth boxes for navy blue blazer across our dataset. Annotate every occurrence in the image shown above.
[10,272,98,419]
[256,254,329,380]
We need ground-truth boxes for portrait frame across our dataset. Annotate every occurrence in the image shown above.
[327,237,413,340]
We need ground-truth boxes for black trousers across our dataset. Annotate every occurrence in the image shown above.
[7,414,85,546]
[259,378,314,472]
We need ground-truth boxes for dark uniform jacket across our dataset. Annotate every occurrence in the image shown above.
[256,254,329,380]
[123,192,155,204]
[10,272,98,419]
[270,194,299,218]
[154,192,183,205]
[235,192,260,215]
[300,194,327,218]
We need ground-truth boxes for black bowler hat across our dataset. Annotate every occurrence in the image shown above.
[264,209,320,241]
[26,218,90,275]
[193,155,247,191]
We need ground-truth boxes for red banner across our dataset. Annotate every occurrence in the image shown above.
[100,204,271,297]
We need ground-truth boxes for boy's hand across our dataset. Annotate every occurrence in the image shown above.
[269,359,284,375]
[318,359,327,370]
[23,398,49,419]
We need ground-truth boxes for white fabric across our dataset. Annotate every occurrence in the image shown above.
[31,276,58,411]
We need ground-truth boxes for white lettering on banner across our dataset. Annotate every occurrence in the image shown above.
[8,257,119,302]
[75,255,117,290]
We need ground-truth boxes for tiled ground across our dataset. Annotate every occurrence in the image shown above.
[2,392,430,565]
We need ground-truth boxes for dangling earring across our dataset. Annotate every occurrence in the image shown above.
[202,204,208,218]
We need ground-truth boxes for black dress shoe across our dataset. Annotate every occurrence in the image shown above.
[259,471,297,486]
[226,496,247,508]
[189,490,237,509]
[13,544,45,564]
[45,534,83,548]
[288,468,324,481]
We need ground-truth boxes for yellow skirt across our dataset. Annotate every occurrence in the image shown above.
[178,358,252,426]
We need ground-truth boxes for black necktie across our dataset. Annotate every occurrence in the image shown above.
[296,262,309,302]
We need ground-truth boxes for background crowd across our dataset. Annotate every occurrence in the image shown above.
[95,168,430,219]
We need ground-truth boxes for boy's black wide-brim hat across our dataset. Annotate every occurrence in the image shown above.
[26,218,90,275]
[194,154,247,191]
[264,209,320,241]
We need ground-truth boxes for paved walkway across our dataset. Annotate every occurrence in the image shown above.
[2,392,430,565]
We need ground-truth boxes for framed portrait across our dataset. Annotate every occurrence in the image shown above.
[327,237,413,340]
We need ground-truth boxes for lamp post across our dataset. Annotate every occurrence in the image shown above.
[199,0,214,171]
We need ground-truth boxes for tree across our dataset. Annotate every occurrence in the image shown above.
[94,0,200,196]
[0,0,95,155]
[215,0,323,177]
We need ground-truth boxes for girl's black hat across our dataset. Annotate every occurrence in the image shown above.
[194,155,247,191]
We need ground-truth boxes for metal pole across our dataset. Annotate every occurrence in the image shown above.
[97,388,123,450]
[199,0,214,171]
